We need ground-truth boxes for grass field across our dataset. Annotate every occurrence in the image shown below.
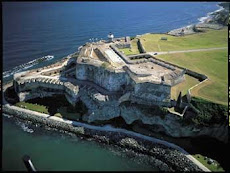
[192,154,224,172]
[157,49,228,105]
[15,102,49,114]
[171,74,200,100]
[15,95,82,121]
[118,38,140,55]
[139,28,228,52]
[118,28,228,105]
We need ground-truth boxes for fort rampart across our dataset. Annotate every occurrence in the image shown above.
[14,76,79,106]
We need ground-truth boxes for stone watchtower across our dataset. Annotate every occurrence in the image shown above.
[108,32,114,42]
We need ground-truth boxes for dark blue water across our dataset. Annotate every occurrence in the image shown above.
[2,2,220,171]
[3,2,219,72]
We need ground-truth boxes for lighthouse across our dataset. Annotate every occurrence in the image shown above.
[107,32,114,42]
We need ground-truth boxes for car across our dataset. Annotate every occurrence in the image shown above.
[154,53,158,55]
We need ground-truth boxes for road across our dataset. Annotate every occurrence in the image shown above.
[149,47,227,55]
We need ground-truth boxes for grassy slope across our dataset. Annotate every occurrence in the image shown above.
[140,28,228,52]
[15,101,80,121]
[171,74,200,100]
[119,28,227,105]
[158,50,228,105]
[192,154,224,172]
[15,102,49,114]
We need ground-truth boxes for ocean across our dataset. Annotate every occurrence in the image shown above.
[2,2,220,171]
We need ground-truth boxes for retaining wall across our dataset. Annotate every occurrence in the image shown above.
[15,77,79,105]
[137,38,146,53]
[149,57,207,81]
[114,43,131,49]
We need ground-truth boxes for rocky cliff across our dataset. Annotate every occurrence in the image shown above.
[77,85,227,143]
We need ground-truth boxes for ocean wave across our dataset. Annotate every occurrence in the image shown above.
[198,4,224,23]
[198,16,210,23]
[16,121,34,133]
[3,113,13,118]
[3,55,54,79]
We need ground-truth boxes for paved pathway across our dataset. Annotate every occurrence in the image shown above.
[149,47,227,55]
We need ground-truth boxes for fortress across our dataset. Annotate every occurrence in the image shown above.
[13,33,185,109]
[12,33,189,123]
[9,32,227,144]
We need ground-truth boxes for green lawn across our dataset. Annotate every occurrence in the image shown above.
[139,28,228,52]
[15,96,83,122]
[118,38,140,55]
[118,28,228,105]
[158,50,228,105]
[15,102,49,114]
[171,74,200,100]
[193,154,224,172]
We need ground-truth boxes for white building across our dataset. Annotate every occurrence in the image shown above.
[108,32,114,42]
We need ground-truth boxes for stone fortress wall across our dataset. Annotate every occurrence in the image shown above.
[12,33,203,109]
[10,34,227,143]
[137,38,146,53]
[76,63,129,92]
[14,68,80,106]
[114,36,131,49]
[75,62,172,106]
[12,33,189,109]
[76,42,177,106]
[110,44,185,86]
[128,37,207,81]
[144,55,208,81]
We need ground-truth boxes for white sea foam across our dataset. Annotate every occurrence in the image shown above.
[3,55,54,79]
[3,113,13,118]
[198,5,224,23]
[198,16,210,23]
[16,121,34,133]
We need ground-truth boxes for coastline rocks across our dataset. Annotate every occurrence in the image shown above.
[120,137,142,149]
[4,80,228,143]
[2,104,202,171]
[167,25,198,36]
[83,94,228,143]
[87,104,120,123]
[168,4,229,36]
[207,8,229,26]
[195,23,224,30]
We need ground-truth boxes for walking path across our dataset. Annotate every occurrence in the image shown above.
[149,47,227,55]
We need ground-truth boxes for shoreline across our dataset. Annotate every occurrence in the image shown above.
[2,101,207,172]
[2,81,209,172]
[167,2,228,36]
[197,3,224,24]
